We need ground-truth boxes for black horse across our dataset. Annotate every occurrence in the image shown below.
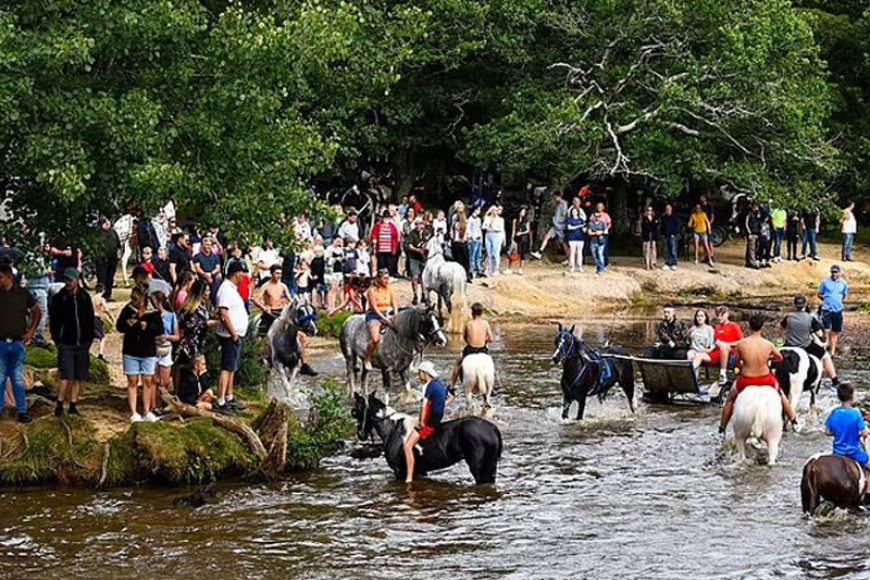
[551,324,636,420]
[352,393,502,485]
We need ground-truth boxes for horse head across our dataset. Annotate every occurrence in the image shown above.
[421,305,448,347]
[292,297,318,336]
[352,392,389,441]
[552,323,577,363]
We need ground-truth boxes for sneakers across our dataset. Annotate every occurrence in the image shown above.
[144,411,159,423]
[17,413,33,425]
[215,402,236,416]
[300,363,318,377]
[55,402,64,417]
[228,398,247,411]
[530,251,542,260]
[130,413,144,423]
[517,269,524,275]
[503,270,513,276]
[718,375,729,387]
[68,403,79,416]
[364,359,374,371]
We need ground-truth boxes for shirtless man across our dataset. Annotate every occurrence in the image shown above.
[718,313,798,433]
[450,303,493,390]
[254,264,316,376]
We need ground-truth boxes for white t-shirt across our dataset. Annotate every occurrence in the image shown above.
[253,247,280,280]
[843,210,857,234]
[216,280,249,338]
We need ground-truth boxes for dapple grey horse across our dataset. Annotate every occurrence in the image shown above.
[422,236,468,324]
[263,297,318,403]
[340,306,448,397]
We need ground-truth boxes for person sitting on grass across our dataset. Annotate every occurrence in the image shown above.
[177,354,216,411]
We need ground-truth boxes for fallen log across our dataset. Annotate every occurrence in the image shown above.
[252,399,291,477]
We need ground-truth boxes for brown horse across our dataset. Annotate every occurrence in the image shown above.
[801,454,867,514]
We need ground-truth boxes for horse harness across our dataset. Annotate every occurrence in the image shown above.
[557,331,612,397]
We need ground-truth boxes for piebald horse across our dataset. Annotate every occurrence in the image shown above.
[802,454,868,514]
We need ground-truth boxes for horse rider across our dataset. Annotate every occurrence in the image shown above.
[825,382,870,496]
[404,360,452,484]
[648,306,688,360]
[718,314,799,433]
[363,268,399,370]
[781,294,839,387]
[450,302,493,391]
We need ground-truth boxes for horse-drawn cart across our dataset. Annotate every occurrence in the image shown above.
[619,356,728,404]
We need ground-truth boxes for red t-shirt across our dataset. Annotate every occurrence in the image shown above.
[140,260,155,275]
[715,321,743,345]
[237,274,251,300]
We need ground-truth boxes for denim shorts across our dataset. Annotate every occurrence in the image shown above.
[821,310,844,333]
[123,355,157,377]
[694,233,708,242]
[218,335,243,372]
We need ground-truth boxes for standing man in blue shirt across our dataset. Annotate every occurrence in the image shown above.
[818,264,848,356]
[825,383,870,496]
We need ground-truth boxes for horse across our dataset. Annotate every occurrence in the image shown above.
[263,297,318,403]
[352,392,502,485]
[551,324,636,420]
[801,454,867,514]
[460,353,496,416]
[731,386,783,465]
[774,346,823,422]
[422,236,468,331]
[339,305,448,397]
[113,213,136,285]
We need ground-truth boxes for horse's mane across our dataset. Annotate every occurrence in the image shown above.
[392,307,421,338]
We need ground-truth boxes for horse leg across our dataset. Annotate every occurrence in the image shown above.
[346,357,357,398]
[575,393,588,421]
[561,393,572,420]
[766,435,780,466]
[734,436,747,463]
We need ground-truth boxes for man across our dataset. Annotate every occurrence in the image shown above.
[254,264,292,333]
[819,265,848,355]
[135,211,159,259]
[254,240,280,286]
[337,211,360,242]
[0,263,41,423]
[597,202,613,266]
[712,306,744,387]
[718,314,798,433]
[24,237,52,347]
[841,201,857,262]
[450,302,493,390]
[801,208,820,261]
[405,218,429,305]
[96,218,121,300]
[660,204,680,271]
[771,205,787,263]
[49,268,95,417]
[132,264,172,297]
[587,211,608,274]
[371,210,400,278]
[531,191,568,260]
[650,306,689,360]
[215,261,250,414]
[403,360,452,484]
[824,383,870,496]
[744,204,761,269]
[193,237,222,300]
[168,232,191,284]
[688,204,714,266]
[781,295,839,386]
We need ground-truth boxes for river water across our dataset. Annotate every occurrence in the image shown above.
[2,320,868,580]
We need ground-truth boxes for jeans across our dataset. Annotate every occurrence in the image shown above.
[485,233,501,275]
[802,229,817,258]
[468,239,483,275]
[0,340,27,414]
[843,233,854,260]
[603,235,610,266]
[787,234,799,260]
[26,275,50,344]
[96,257,118,299]
[664,235,678,267]
[773,228,785,259]
[591,243,606,273]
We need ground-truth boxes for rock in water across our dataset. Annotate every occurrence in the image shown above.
[173,482,219,508]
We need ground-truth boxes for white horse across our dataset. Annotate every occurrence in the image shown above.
[732,386,783,465]
[461,353,495,416]
[113,214,136,286]
[422,236,468,333]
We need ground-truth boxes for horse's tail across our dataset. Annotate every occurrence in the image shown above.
[801,458,820,514]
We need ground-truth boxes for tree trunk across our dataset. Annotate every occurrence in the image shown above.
[252,399,292,477]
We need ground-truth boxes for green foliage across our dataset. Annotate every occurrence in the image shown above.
[286,378,352,471]
[318,310,351,339]
[202,330,268,389]
[25,345,56,368]
[0,417,100,485]
[88,355,110,385]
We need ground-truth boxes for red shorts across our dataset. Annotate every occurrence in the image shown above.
[735,374,779,395]
[707,349,721,366]
[417,425,434,440]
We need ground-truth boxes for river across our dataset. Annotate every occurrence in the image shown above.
[1,320,867,580]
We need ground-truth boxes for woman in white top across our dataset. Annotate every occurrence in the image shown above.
[686,309,715,371]
[467,206,483,278]
[433,210,449,238]
[482,205,505,276]
[841,201,857,262]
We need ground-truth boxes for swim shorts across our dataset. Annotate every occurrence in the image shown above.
[735,373,779,395]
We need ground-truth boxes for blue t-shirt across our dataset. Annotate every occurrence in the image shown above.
[161,311,177,336]
[193,252,221,276]
[819,277,848,313]
[424,379,449,426]
[588,221,607,247]
[826,406,866,458]
[565,217,586,242]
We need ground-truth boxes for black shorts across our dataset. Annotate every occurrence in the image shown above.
[93,316,105,340]
[218,335,243,372]
[58,345,90,381]
[408,258,425,279]
[461,345,489,359]
[821,310,844,333]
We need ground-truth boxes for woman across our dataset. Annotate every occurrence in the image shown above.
[152,291,181,407]
[451,204,470,279]
[482,205,505,276]
[175,279,213,370]
[467,206,483,278]
[841,201,857,261]
[400,207,417,277]
[511,207,531,275]
[363,268,399,370]
[171,270,195,312]
[686,309,715,370]
[565,205,586,273]
[116,283,164,423]
[432,210,449,238]
[641,206,659,270]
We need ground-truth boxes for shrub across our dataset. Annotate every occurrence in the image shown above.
[286,378,353,471]
[318,310,351,339]
[25,346,57,368]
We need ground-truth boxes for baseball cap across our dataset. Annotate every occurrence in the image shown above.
[418,361,439,378]
[62,267,79,281]
[830,264,841,273]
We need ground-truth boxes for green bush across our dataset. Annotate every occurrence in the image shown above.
[25,346,57,368]
[88,355,110,385]
[318,310,351,339]
[286,378,353,471]
[203,332,268,390]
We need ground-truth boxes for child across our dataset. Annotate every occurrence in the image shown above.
[92,283,114,361]
[295,259,312,302]
[152,291,181,409]
[177,354,215,410]
[357,239,372,276]
[310,245,327,309]
[139,246,155,275]
[825,383,870,488]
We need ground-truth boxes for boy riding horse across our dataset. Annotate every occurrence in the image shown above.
[825,383,870,496]
[450,302,493,391]
[404,361,453,483]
